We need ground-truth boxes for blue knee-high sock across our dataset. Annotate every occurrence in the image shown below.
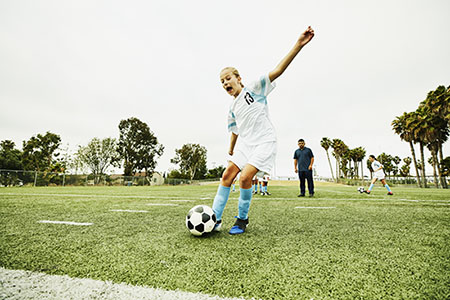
[212,185,231,221]
[368,183,374,191]
[385,184,392,192]
[238,188,253,220]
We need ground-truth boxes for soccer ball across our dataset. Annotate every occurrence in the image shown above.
[358,187,365,193]
[186,205,216,236]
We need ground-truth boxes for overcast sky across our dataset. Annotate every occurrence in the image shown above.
[1,0,449,178]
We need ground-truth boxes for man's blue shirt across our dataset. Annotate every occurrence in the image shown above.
[293,147,314,171]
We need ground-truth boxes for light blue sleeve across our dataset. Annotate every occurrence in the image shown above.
[228,110,238,134]
[248,74,276,96]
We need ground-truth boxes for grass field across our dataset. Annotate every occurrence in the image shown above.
[0,183,449,299]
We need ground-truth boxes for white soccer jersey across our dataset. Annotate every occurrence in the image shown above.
[372,160,385,177]
[228,75,277,145]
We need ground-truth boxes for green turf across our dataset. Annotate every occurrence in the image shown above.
[0,184,449,299]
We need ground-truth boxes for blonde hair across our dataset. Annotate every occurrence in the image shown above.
[220,67,244,87]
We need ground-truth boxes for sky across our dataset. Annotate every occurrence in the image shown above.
[1,0,449,178]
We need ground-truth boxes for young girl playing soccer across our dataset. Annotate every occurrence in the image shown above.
[212,26,315,234]
[365,155,394,195]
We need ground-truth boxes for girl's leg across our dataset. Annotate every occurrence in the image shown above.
[212,161,240,222]
[229,164,258,235]
[381,179,393,194]
[237,164,258,219]
[367,177,377,193]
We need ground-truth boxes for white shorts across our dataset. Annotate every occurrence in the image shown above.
[374,172,385,180]
[229,141,277,177]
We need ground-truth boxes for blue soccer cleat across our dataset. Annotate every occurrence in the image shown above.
[229,217,249,235]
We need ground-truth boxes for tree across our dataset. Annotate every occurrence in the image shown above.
[171,143,207,180]
[406,110,428,187]
[377,153,393,178]
[392,156,401,179]
[392,112,422,187]
[117,117,164,177]
[206,165,226,179]
[0,140,23,186]
[367,159,373,179]
[419,87,449,188]
[400,157,412,178]
[76,138,119,184]
[0,140,23,170]
[331,139,348,179]
[320,137,335,181]
[22,132,61,172]
[353,147,366,179]
[441,156,450,177]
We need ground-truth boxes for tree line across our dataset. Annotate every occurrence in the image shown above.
[0,117,223,186]
[320,85,449,188]
[392,85,449,188]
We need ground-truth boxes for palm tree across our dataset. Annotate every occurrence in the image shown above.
[393,156,401,181]
[332,139,348,179]
[355,147,366,181]
[349,147,366,180]
[408,109,428,188]
[420,87,450,188]
[320,137,335,182]
[392,112,422,187]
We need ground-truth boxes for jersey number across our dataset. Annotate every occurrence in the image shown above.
[244,92,254,105]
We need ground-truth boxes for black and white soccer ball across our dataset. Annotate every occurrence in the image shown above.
[186,205,216,236]
[357,187,365,193]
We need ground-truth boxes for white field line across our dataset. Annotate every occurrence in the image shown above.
[0,267,251,300]
[110,209,149,213]
[38,220,93,226]
[170,200,194,202]
[0,192,202,200]
[2,192,448,203]
[258,197,450,202]
[295,206,336,209]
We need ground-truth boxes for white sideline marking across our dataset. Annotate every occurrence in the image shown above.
[0,267,250,300]
[295,206,336,209]
[170,200,193,202]
[146,203,179,206]
[2,193,449,203]
[0,192,199,200]
[38,220,93,226]
[110,209,149,213]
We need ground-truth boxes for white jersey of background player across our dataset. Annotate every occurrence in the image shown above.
[365,155,393,195]
[258,174,271,196]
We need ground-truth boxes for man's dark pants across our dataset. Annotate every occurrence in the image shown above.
[298,170,314,196]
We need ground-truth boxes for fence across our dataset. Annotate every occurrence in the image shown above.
[0,169,221,187]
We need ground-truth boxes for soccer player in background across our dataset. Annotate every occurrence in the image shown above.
[252,176,259,194]
[231,172,240,192]
[212,26,315,235]
[365,155,393,195]
[259,173,271,196]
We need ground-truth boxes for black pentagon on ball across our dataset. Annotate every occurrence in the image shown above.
[212,214,216,223]
[202,212,211,223]
[194,206,204,213]
[195,223,205,232]
[187,220,194,230]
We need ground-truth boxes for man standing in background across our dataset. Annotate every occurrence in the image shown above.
[294,139,315,197]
